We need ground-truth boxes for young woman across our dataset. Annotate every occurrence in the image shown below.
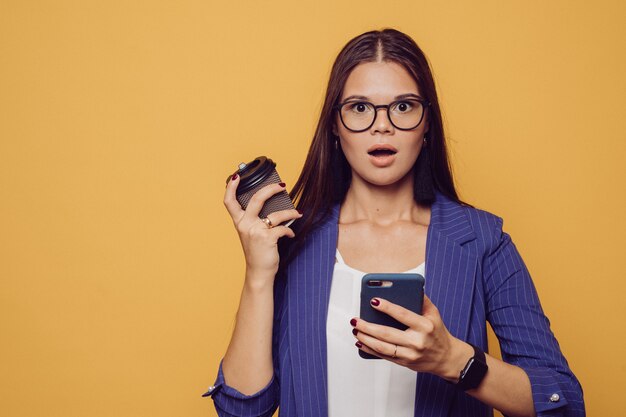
[203,28,585,417]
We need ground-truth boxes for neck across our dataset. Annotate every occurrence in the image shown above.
[340,171,428,226]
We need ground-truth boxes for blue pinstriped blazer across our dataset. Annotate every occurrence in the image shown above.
[204,192,585,417]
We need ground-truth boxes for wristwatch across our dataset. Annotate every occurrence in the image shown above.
[455,343,488,391]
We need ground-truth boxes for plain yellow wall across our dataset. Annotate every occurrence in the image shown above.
[1,1,625,416]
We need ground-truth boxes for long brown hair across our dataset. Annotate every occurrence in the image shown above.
[281,28,466,264]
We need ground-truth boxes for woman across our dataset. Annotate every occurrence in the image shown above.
[203,28,585,417]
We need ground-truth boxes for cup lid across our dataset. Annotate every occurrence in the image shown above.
[225,156,277,194]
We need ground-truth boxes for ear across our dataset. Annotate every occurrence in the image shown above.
[332,123,339,137]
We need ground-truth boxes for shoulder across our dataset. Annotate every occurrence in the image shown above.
[433,192,506,253]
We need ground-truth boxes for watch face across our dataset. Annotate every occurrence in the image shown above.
[461,358,475,377]
[458,355,488,391]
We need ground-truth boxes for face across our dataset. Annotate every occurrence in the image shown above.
[333,61,429,187]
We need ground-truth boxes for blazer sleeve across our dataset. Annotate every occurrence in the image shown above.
[482,216,585,417]
[201,268,287,417]
[202,359,279,417]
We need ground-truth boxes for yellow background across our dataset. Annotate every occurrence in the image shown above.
[1,1,624,416]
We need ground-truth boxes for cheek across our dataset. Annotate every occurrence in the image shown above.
[410,139,425,156]
[339,138,365,167]
[337,130,365,155]
[404,140,424,166]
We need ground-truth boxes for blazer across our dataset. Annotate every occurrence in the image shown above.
[204,192,585,417]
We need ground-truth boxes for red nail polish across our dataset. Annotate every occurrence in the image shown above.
[370,298,380,306]
[232,173,238,180]
[352,328,358,336]
[297,210,303,215]
[355,341,363,348]
[279,182,286,187]
[350,318,357,327]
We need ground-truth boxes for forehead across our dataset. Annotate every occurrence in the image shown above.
[341,61,420,101]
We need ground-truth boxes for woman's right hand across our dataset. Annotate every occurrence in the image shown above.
[223,174,303,281]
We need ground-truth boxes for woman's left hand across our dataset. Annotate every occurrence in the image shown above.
[350,295,472,381]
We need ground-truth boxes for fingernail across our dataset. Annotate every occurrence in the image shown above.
[355,341,362,348]
[370,298,380,307]
[297,210,303,215]
[352,328,358,336]
[232,173,238,180]
[350,318,357,327]
[279,182,286,187]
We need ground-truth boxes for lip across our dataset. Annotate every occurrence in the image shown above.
[368,152,397,167]
[367,144,398,168]
[367,144,398,154]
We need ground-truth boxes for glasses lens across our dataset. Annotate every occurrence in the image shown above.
[340,101,375,131]
[389,100,424,129]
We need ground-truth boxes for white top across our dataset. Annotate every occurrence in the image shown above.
[327,248,426,417]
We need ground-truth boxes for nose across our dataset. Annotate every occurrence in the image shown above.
[371,107,393,134]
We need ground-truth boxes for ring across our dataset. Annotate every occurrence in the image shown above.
[261,217,274,229]
[392,344,398,359]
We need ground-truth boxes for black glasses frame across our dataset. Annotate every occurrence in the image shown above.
[333,98,431,132]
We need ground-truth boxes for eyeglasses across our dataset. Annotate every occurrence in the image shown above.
[333,98,430,132]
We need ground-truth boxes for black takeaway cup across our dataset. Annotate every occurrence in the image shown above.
[225,156,296,227]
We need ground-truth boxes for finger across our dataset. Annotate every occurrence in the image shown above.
[223,173,244,220]
[265,209,302,227]
[421,294,441,320]
[355,340,401,363]
[268,225,297,240]
[244,182,288,219]
[369,297,434,333]
[354,329,402,358]
[350,317,408,347]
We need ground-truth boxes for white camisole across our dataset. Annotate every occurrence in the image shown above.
[327,248,426,417]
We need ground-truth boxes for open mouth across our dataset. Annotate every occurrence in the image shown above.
[368,149,397,157]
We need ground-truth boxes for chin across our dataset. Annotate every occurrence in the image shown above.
[359,171,412,188]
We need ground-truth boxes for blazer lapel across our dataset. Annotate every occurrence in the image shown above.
[414,193,479,417]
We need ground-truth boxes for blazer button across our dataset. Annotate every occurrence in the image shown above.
[550,393,560,402]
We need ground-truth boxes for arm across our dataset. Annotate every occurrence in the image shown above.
[202,175,301,417]
[353,295,537,417]
[482,218,585,416]
[351,217,584,417]
[205,270,282,417]
[443,338,536,417]
[222,271,275,394]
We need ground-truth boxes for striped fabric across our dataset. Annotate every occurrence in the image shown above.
[204,192,585,417]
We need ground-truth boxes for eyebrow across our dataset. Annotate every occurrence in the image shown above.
[342,93,423,101]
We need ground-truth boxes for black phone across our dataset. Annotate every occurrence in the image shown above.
[359,273,425,359]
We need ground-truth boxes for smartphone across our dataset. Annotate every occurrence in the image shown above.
[359,273,425,359]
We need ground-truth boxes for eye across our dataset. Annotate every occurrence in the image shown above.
[347,101,373,114]
[391,101,415,113]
